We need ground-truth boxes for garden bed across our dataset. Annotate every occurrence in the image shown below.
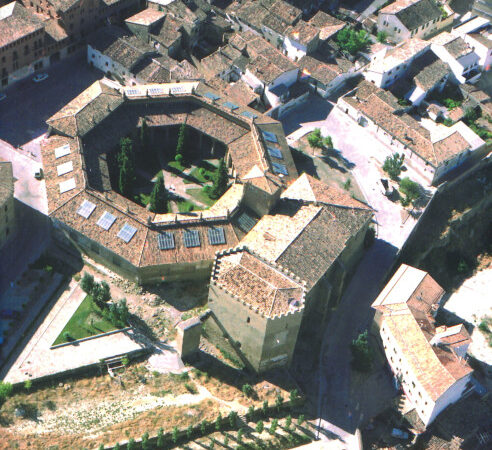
[52,296,119,345]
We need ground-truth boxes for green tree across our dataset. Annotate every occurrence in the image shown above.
[256,421,264,434]
[24,379,32,391]
[383,153,405,181]
[399,177,421,207]
[269,418,278,435]
[80,272,94,294]
[246,405,255,421]
[215,412,223,431]
[172,426,179,444]
[211,158,228,199]
[92,281,111,308]
[297,414,305,426]
[127,438,135,450]
[262,400,268,416]
[289,389,298,404]
[149,172,168,213]
[350,330,373,372]
[114,443,120,450]
[323,135,333,150]
[176,123,187,163]
[285,415,292,430]
[242,383,253,397]
[336,27,370,55]
[116,298,130,326]
[156,427,164,448]
[140,118,149,152]
[307,128,323,149]
[98,445,104,450]
[118,155,135,197]
[228,410,238,427]
[200,420,208,435]
[224,434,229,446]
[275,394,283,411]
[376,31,387,43]
[0,381,13,404]
[186,425,193,439]
[237,428,244,442]
[141,432,149,450]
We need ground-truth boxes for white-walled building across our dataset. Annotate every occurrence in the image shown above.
[430,32,481,84]
[363,38,430,88]
[377,0,452,44]
[460,26,492,71]
[372,264,474,427]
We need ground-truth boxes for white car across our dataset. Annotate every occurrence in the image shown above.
[0,93,6,101]
[32,73,48,83]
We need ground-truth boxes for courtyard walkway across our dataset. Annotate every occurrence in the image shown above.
[2,281,146,384]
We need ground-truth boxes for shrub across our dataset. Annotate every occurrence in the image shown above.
[376,31,387,43]
[24,379,32,391]
[297,414,305,426]
[343,178,351,191]
[350,330,373,372]
[141,432,149,450]
[200,420,208,435]
[73,273,81,282]
[80,272,94,294]
[215,412,223,431]
[184,382,196,394]
[275,394,283,411]
[98,445,104,450]
[478,318,491,334]
[44,265,53,274]
[114,444,120,450]
[289,389,298,403]
[307,128,323,149]
[186,425,193,439]
[175,153,183,164]
[256,421,264,434]
[242,383,253,397]
[63,331,73,342]
[237,428,244,442]
[228,410,238,427]
[224,434,229,446]
[270,418,278,434]
[121,355,130,366]
[285,415,292,430]
[383,153,405,181]
[0,381,13,404]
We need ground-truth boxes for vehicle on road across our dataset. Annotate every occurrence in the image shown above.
[0,93,6,101]
[0,309,20,320]
[32,73,49,83]
[391,428,409,439]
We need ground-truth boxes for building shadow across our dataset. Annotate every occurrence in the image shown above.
[280,94,333,135]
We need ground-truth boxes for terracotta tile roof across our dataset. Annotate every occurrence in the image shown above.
[0,162,14,205]
[235,1,269,29]
[151,15,185,48]
[0,2,44,48]
[286,20,319,46]
[214,249,305,317]
[43,17,68,43]
[298,55,343,86]
[308,10,345,41]
[444,36,472,59]
[411,51,450,91]
[433,132,470,164]
[381,0,442,31]
[47,80,124,138]
[224,81,259,107]
[281,173,371,210]
[373,264,473,401]
[125,8,165,26]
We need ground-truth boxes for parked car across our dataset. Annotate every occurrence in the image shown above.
[0,309,20,320]
[32,73,48,83]
[0,93,6,101]
[391,428,409,439]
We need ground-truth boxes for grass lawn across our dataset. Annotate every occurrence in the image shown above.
[167,160,188,172]
[184,163,217,185]
[176,199,197,213]
[53,295,118,345]
[186,187,215,207]
[134,192,151,207]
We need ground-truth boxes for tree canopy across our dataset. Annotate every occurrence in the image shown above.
[336,27,370,55]
[211,158,228,199]
[118,137,135,197]
[149,172,168,213]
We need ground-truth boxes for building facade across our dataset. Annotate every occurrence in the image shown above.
[0,162,16,248]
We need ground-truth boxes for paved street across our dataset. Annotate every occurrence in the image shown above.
[281,95,431,249]
[0,53,102,148]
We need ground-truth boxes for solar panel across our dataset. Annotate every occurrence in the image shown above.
[158,231,175,250]
[223,101,239,110]
[126,88,143,97]
[208,226,226,245]
[59,178,76,193]
[56,161,73,176]
[267,146,283,160]
[236,211,257,233]
[262,130,278,143]
[183,229,200,248]
[97,211,116,231]
[54,144,71,159]
[117,223,137,243]
[148,87,165,96]
[170,85,186,94]
[241,111,258,119]
[204,92,220,101]
[77,200,96,219]
[272,162,288,176]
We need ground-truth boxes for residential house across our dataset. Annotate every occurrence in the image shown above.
[0,162,16,247]
[0,2,45,88]
[124,8,166,42]
[372,264,474,427]
[298,54,357,98]
[472,0,492,21]
[363,38,430,88]
[377,0,452,44]
[460,26,492,71]
[261,0,302,48]
[430,32,481,83]
[210,173,373,372]
[338,79,488,184]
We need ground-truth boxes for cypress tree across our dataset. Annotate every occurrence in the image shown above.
[118,137,135,197]
[175,123,187,163]
[149,172,168,213]
[211,158,228,199]
[140,118,149,152]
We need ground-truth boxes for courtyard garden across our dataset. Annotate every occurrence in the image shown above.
[108,120,230,214]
